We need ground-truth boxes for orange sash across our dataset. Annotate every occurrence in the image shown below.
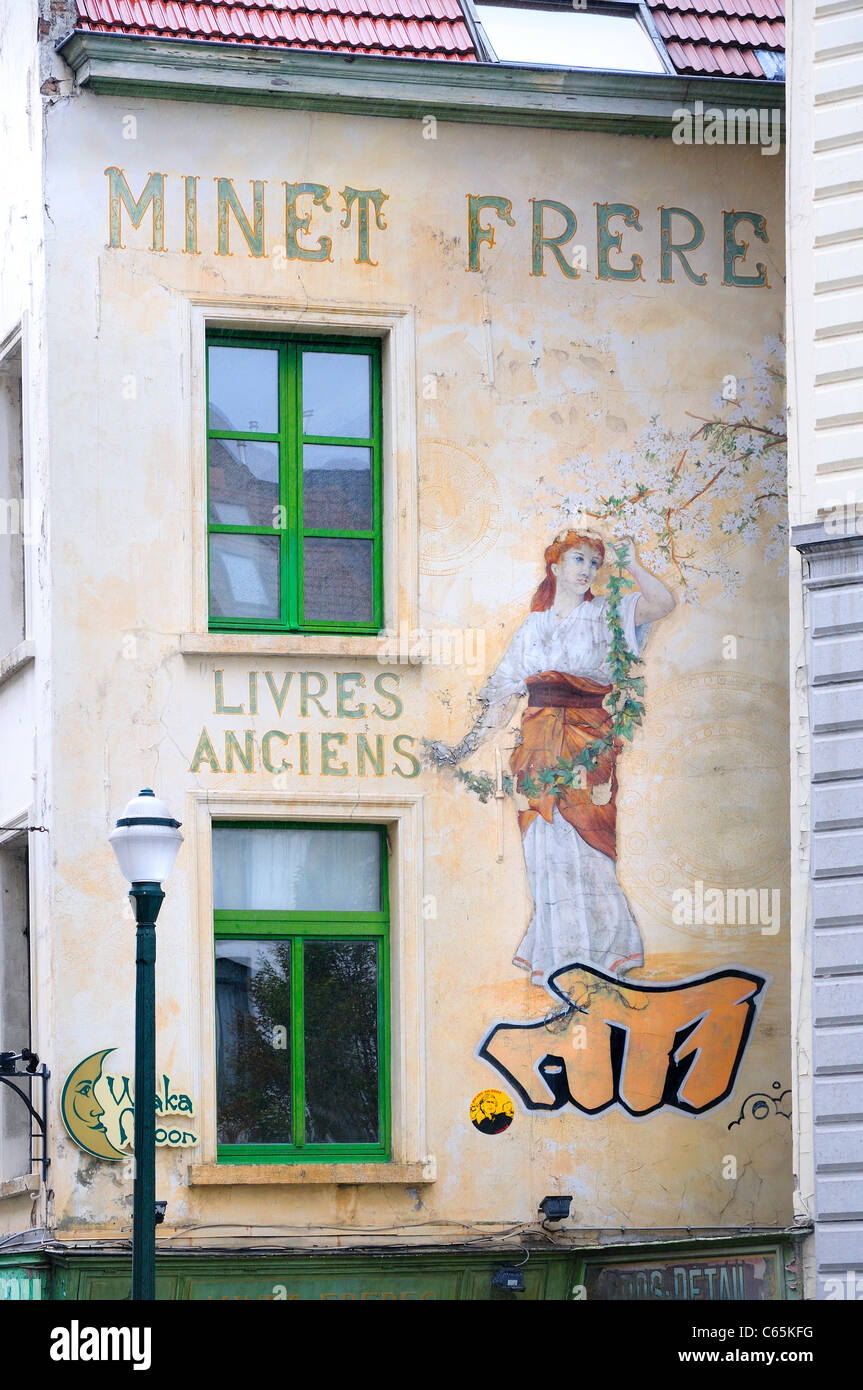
[510,670,617,860]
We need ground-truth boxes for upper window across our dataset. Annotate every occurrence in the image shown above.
[206,332,383,634]
[213,822,390,1164]
[476,2,667,74]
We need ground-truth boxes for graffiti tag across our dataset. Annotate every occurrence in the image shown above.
[479,964,766,1117]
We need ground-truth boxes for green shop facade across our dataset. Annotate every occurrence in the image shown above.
[1,1238,802,1302]
[0,6,801,1300]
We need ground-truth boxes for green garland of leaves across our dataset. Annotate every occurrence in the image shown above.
[452,768,515,804]
[454,543,646,803]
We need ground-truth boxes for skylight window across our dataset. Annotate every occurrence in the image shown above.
[475,4,667,74]
[755,50,786,81]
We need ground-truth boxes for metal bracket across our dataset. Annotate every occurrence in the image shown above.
[0,1050,50,1184]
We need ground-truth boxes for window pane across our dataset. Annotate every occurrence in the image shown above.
[303,445,372,530]
[216,941,292,1145]
[304,940,379,1145]
[213,825,382,912]
[303,537,374,625]
[302,351,371,439]
[209,439,280,526]
[475,6,667,74]
[208,345,279,433]
[209,533,280,622]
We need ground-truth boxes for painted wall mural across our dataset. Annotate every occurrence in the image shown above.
[427,340,787,1119]
[430,532,675,981]
[530,339,787,601]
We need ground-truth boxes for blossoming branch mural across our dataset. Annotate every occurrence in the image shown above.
[531,337,787,602]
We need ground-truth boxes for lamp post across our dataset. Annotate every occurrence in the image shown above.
[109,789,183,1302]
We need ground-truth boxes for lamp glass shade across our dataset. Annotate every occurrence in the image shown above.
[109,789,183,886]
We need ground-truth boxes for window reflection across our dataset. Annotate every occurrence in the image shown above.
[216,941,292,1146]
[208,346,279,433]
[209,439,280,526]
[302,352,371,439]
[304,940,379,1145]
[209,533,280,621]
[303,444,372,530]
[303,537,374,624]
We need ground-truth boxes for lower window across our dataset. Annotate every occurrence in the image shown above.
[213,822,390,1163]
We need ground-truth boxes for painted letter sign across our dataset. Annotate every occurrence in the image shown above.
[61,1049,198,1159]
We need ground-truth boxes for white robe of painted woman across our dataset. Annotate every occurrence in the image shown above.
[478,591,653,984]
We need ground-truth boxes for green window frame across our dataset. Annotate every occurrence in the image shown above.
[213,822,390,1165]
[206,330,384,634]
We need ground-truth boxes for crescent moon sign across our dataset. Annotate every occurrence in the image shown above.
[60,1049,128,1161]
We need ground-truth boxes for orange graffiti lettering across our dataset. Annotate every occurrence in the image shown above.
[479,964,765,1116]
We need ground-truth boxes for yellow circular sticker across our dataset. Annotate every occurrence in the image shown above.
[470,1089,514,1135]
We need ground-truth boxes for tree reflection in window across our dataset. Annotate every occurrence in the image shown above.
[304,940,379,1145]
[216,942,292,1146]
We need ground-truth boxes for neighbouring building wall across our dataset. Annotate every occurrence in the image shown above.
[788,0,863,1300]
[0,347,25,656]
[0,0,57,1245]
[0,0,42,342]
[0,0,41,830]
[0,839,31,1183]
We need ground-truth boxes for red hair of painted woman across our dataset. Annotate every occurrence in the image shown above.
[530,530,606,611]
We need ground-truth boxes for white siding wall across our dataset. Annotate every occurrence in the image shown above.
[790,0,863,1300]
[809,2,863,514]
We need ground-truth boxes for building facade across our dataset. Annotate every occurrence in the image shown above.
[0,0,796,1301]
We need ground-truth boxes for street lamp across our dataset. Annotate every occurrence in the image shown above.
[109,789,183,1301]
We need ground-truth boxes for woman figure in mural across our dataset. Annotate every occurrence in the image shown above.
[431,532,676,985]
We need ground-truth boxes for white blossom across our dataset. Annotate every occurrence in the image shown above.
[530,338,787,596]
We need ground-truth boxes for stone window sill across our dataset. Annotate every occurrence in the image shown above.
[188,1158,436,1186]
[0,1172,41,1201]
[0,640,35,691]
[180,633,394,661]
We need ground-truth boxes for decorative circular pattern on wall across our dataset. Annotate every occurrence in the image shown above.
[618,672,789,941]
[419,439,501,576]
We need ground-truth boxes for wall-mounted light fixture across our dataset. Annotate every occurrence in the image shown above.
[539,1194,573,1223]
[0,1049,50,1182]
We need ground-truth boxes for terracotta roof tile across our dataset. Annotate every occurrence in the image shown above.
[73,0,783,76]
[648,0,784,77]
[73,0,479,59]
